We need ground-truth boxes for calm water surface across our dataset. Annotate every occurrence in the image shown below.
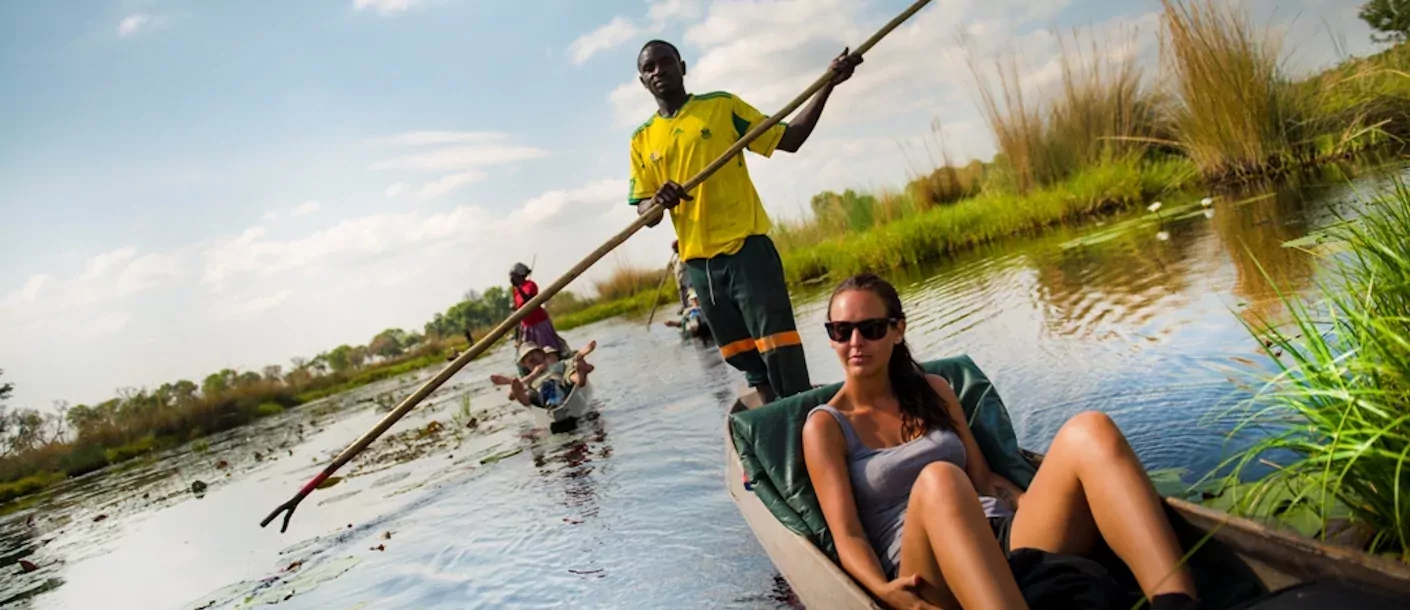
[1,170,1396,609]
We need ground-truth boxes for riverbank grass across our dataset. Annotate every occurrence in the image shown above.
[1219,180,1410,560]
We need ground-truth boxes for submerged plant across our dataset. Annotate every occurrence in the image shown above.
[1218,179,1410,560]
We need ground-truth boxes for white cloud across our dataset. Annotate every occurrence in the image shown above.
[117,14,155,38]
[353,0,416,16]
[569,17,649,65]
[370,131,543,204]
[406,171,488,203]
[291,200,322,217]
[372,131,510,147]
[198,178,639,295]
[116,252,184,297]
[369,145,549,172]
[509,179,627,226]
[87,312,131,338]
[568,0,707,65]
[4,274,52,306]
[262,210,279,221]
[214,290,293,320]
[649,0,703,22]
[199,207,489,291]
[1,247,183,323]
[610,81,655,128]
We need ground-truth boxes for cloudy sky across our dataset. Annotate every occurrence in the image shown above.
[0,0,1382,409]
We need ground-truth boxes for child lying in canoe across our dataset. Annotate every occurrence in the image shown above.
[491,340,596,409]
[804,274,1199,610]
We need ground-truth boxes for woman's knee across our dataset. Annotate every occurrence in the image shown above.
[911,461,973,507]
[1055,411,1127,459]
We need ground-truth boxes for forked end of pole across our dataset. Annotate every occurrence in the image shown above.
[259,470,331,532]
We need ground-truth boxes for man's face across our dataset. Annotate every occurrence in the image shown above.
[638,44,685,99]
[522,351,545,369]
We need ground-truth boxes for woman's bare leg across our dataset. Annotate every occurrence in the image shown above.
[1007,411,1196,599]
[897,462,1028,610]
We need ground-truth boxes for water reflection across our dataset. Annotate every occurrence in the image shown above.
[1213,188,1319,324]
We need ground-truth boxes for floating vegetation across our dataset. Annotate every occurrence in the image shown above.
[479,448,523,465]
[181,555,363,610]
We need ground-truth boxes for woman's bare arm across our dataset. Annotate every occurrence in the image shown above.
[802,411,893,596]
[926,375,1025,512]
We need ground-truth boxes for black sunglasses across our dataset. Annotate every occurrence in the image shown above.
[824,318,899,342]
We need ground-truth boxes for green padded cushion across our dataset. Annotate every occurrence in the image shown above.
[729,354,1036,558]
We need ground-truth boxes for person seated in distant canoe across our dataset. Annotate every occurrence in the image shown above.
[803,274,1199,610]
[490,340,596,409]
[663,289,706,332]
[670,240,692,314]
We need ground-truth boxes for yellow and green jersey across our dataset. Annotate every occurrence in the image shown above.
[628,91,786,261]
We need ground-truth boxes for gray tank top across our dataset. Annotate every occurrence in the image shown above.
[810,404,1012,574]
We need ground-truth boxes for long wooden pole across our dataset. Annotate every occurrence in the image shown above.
[645,253,676,328]
[261,0,935,532]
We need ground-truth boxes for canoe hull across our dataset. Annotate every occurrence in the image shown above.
[725,395,882,609]
[534,383,591,431]
[724,396,1410,609]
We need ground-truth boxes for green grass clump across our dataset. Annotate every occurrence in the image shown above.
[1160,0,1410,182]
[555,286,666,331]
[593,261,670,302]
[0,472,64,504]
[1218,179,1410,560]
[103,434,159,464]
[255,402,284,416]
[970,28,1166,193]
[779,157,1187,282]
[1161,0,1296,180]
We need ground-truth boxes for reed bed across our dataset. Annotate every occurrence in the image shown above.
[1218,180,1410,560]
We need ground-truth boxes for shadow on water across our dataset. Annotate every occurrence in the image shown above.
[3,163,1407,609]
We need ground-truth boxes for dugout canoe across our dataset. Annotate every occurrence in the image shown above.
[724,391,1410,609]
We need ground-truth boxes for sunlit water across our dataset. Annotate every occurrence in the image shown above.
[2,169,1399,609]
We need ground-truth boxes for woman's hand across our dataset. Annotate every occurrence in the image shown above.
[877,574,940,610]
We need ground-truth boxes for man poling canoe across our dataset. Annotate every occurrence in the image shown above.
[260,0,937,533]
[509,262,567,354]
[630,39,860,403]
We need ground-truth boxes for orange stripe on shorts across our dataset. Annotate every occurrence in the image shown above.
[755,330,802,353]
[719,338,758,359]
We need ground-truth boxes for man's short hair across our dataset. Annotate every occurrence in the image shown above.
[640,39,682,62]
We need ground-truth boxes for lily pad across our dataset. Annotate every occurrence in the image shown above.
[1281,220,1354,250]
[1202,479,1354,539]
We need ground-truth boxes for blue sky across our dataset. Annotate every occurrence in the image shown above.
[0,0,1381,409]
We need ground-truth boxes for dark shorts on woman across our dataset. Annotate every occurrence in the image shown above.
[988,515,1014,553]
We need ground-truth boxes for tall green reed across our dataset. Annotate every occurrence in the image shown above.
[1219,179,1410,560]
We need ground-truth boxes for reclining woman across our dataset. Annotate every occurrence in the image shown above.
[802,274,1198,610]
